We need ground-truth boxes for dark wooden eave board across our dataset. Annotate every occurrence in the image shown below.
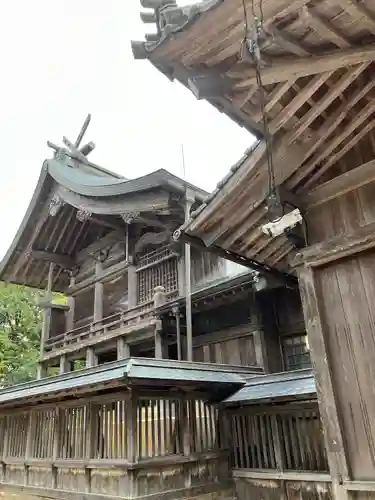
[31,250,76,270]
[0,357,262,408]
[223,369,316,406]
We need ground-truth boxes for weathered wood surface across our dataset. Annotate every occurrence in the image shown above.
[312,256,375,481]
[233,476,332,500]
[0,392,232,500]
[193,325,258,367]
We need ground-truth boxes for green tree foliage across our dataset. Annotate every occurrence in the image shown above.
[0,283,42,386]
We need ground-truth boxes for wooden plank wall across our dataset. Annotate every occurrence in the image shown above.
[314,254,375,481]
[193,325,258,366]
[307,181,375,245]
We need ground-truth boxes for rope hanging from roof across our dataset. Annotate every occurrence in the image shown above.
[240,0,281,220]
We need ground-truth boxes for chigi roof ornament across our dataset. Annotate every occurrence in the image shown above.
[47,114,96,165]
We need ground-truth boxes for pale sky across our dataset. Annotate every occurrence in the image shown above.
[0,0,254,259]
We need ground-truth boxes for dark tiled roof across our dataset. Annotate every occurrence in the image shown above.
[0,358,261,407]
[224,369,316,405]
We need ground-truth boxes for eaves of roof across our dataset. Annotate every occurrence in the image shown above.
[224,369,316,406]
[0,358,260,408]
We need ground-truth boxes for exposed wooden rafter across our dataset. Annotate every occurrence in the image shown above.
[286,77,375,190]
[306,159,375,208]
[31,250,76,270]
[235,45,375,88]
[301,7,351,48]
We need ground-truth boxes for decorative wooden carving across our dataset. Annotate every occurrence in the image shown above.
[121,212,140,224]
[47,114,95,166]
[49,193,65,217]
[76,208,91,222]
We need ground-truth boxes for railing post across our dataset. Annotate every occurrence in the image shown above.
[117,337,130,359]
[153,286,166,359]
[59,354,70,374]
[86,347,97,368]
[172,305,182,360]
[94,261,103,323]
[66,276,76,331]
[128,263,138,308]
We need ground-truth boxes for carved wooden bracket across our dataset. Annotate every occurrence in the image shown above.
[49,194,65,217]
[121,212,140,224]
[76,208,92,222]
[90,247,110,263]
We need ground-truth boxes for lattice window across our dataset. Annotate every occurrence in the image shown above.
[58,406,88,459]
[95,400,129,460]
[137,397,180,458]
[8,413,29,458]
[188,399,221,453]
[282,334,311,371]
[230,407,328,472]
[32,409,56,459]
[137,246,178,304]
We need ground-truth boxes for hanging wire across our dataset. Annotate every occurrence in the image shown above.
[240,0,279,213]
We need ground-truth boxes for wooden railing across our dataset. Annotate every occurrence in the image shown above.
[45,301,155,352]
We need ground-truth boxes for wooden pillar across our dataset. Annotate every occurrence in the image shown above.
[94,261,103,322]
[177,253,186,297]
[128,264,137,308]
[59,354,70,374]
[66,276,76,331]
[253,330,267,370]
[153,286,166,359]
[173,305,182,361]
[117,337,130,359]
[291,230,375,499]
[184,191,195,362]
[39,263,55,372]
[86,347,97,368]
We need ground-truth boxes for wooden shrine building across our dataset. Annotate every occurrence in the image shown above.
[0,119,327,500]
[131,1,375,500]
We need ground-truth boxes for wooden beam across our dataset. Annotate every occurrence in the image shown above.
[10,196,53,281]
[235,44,375,88]
[282,64,367,149]
[306,159,375,208]
[341,0,375,33]
[301,101,375,190]
[232,85,258,109]
[302,7,351,48]
[31,250,76,270]
[264,80,294,113]
[309,119,375,187]
[292,220,375,268]
[269,72,332,134]
[287,80,375,190]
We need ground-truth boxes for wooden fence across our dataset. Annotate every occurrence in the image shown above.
[0,392,228,499]
[228,403,331,500]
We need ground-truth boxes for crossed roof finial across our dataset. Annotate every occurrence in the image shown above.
[47,114,96,165]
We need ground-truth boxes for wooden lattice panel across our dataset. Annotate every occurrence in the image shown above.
[137,246,178,304]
